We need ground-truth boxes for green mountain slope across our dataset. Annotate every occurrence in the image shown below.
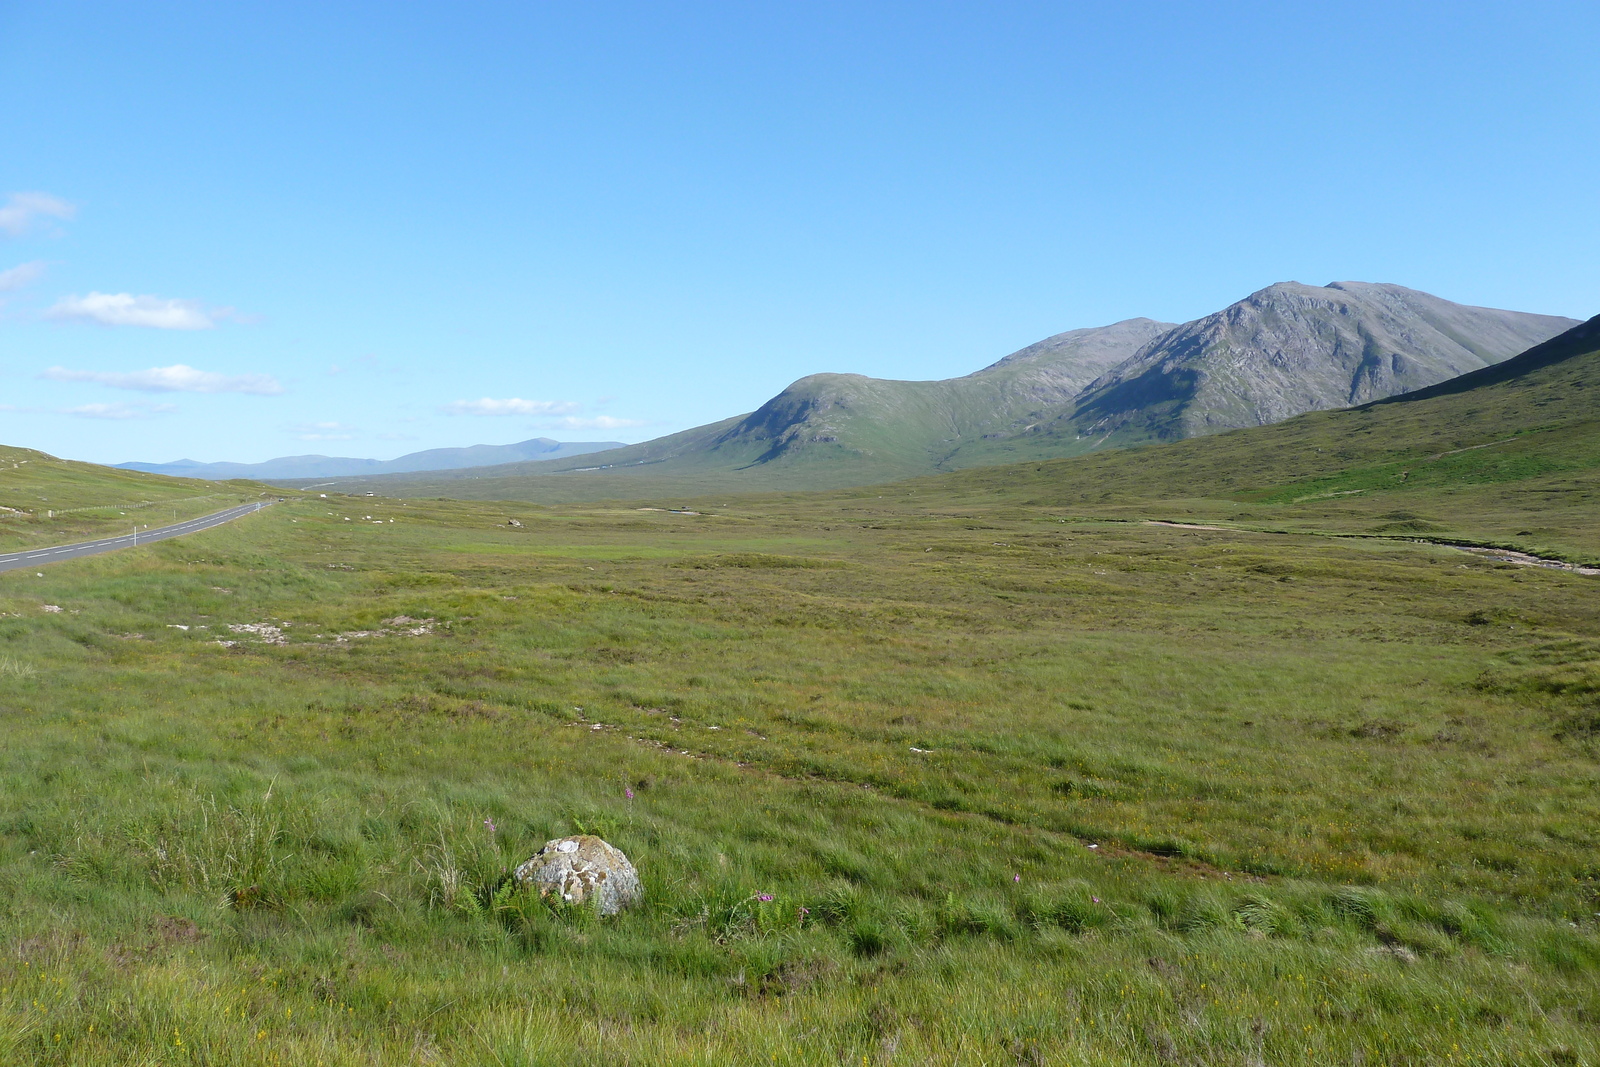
[924,313,1600,559]
[685,315,1177,475]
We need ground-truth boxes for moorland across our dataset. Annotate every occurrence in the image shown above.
[0,319,1597,1064]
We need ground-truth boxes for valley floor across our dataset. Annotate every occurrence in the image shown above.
[0,491,1597,1064]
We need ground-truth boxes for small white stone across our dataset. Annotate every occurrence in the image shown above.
[556,839,579,853]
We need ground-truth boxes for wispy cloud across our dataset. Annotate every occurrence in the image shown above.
[0,192,75,238]
[0,401,173,419]
[547,415,646,430]
[293,421,357,441]
[440,397,580,416]
[40,363,284,395]
[61,402,178,420]
[0,261,45,292]
[45,291,235,330]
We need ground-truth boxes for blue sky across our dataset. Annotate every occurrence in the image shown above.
[2,2,1596,465]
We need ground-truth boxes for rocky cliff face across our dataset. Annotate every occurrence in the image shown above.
[1067,282,1579,444]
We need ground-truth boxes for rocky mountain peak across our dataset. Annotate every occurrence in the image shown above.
[1068,282,1578,443]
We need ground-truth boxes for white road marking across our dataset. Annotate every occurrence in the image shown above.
[0,503,271,573]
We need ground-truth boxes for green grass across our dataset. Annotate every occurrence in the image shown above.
[0,480,1598,1064]
[0,445,261,552]
[2,328,1599,1062]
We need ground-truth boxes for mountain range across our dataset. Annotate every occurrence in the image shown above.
[116,437,624,482]
[282,281,1577,501]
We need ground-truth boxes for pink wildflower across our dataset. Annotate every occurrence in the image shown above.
[484,818,496,834]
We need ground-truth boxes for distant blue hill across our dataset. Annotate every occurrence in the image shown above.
[117,438,625,481]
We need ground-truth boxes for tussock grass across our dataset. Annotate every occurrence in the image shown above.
[0,656,36,680]
[0,480,1597,1062]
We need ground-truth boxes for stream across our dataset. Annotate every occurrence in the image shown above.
[1142,520,1599,576]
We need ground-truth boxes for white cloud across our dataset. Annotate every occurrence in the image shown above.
[293,421,357,441]
[40,363,283,395]
[440,397,580,416]
[0,261,45,292]
[0,192,75,238]
[61,402,177,420]
[547,415,647,430]
[0,400,176,418]
[46,291,232,330]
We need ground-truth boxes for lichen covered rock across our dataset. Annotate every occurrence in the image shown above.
[514,834,641,916]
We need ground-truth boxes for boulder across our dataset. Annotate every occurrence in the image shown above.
[514,834,641,915]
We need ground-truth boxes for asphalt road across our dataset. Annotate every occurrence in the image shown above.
[0,500,273,574]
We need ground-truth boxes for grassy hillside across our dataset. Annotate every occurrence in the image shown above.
[0,445,265,552]
[2,345,1599,1062]
[911,313,1600,561]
